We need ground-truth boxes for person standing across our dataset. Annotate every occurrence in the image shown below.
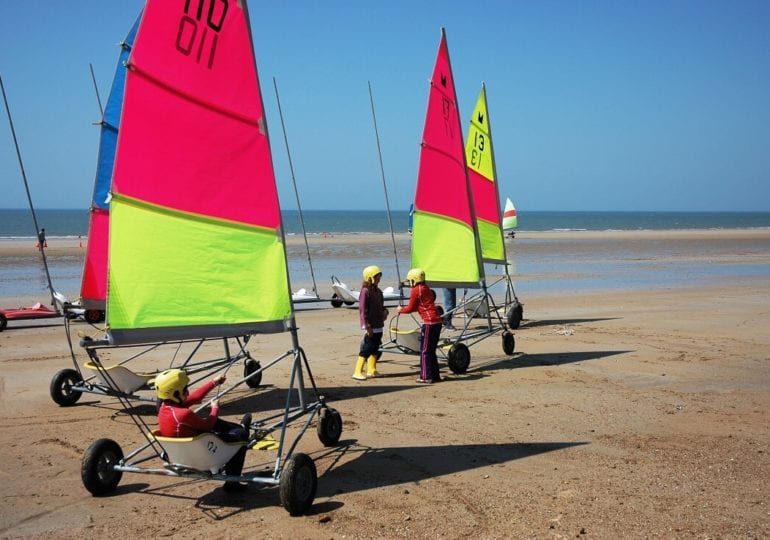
[399,268,443,383]
[442,288,457,330]
[37,228,47,249]
[352,265,388,380]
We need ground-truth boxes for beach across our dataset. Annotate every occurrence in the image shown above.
[1,230,769,538]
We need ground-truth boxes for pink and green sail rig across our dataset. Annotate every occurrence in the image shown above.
[106,0,292,345]
[465,83,506,265]
[410,28,484,289]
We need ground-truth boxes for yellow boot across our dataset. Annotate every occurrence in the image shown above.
[366,355,380,378]
[352,356,366,380]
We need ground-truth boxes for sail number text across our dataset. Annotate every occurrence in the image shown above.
[469,132,485,167]
[176,0,230,69]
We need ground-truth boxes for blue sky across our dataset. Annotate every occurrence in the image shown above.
[1,1,769,212]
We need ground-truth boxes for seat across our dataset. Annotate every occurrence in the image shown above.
[149,430,245,473]
[390,326,421,353]
[84,361,155,393]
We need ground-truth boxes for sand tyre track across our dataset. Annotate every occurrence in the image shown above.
[50,368,83,406]
[279,453,317,516]
[82,438,124,496]
[317,407,343,446]
[447,343,471,374]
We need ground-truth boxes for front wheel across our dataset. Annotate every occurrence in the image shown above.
[0,314,7,331]
[82,438,123,496]
[502,331,516,355]
[243,358,262,388]
[317,408,342,447]
[507,303,523,329]
[330,294,343,308]
[50,368,83,406]
[279,453,317,516]
[447,343,471,374]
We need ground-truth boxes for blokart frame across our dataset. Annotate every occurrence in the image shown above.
[78,328,342,515]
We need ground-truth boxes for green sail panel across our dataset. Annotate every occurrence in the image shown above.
[107,196,290,343]
[410,211,479,288]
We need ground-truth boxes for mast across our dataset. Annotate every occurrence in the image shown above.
[368,81,402,287]
[0,75,59,311]
[272,76,320,299]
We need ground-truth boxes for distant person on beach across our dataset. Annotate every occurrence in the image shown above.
[352,265,388,380]
[155,369,251,492]
[36,228,47,249]
[443,288,457,330]
[399,268,443,383]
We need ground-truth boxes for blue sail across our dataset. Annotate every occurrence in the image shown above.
[91,15,140,210]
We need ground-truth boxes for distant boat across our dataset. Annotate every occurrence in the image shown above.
[502,197,518,235]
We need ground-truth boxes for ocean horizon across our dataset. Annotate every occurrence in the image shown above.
[2,208,769,239]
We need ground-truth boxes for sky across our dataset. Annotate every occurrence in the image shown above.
[1,1,769,212]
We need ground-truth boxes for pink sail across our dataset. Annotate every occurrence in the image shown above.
[113,1,280,229]
[414,31,474,229]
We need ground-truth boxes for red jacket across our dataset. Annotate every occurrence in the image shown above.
[157,379,220,437]
[399,283,442,324]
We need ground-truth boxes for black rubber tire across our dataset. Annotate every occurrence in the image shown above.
[317,407,342,447]
[0,314,7,331]
[84,309,105,324]
[50,368,83,406]
[343,300,355,306]
[330,294,343,308]
[243,358,262,388]
[436,305,444,317]
[502,331,516,355]
[507,303,523,329]
[82,438,123,496]
[447,343,471,374]
[279,453,317,516]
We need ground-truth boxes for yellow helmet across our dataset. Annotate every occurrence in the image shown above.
[362,265,382,283]
[406,268,425,286]
[155,368,190,403]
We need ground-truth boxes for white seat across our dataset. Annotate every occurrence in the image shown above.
[463,297,490,318]
[390,326,421,353]
[84,361,155,393]
[149,430,245,474]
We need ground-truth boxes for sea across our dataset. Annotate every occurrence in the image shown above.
[2,208,770,301]
[2,208,770,238]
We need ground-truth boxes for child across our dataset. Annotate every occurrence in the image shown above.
[155,369,251,492]
[353,265,388,380]
[399,268,443,383]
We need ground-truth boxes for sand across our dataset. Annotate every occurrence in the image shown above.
[1,231,769,538]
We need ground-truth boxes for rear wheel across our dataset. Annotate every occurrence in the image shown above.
[279,453,317,516]
[330,294,343,308]
[447,343,471,374]
[0,314,7,331]
[84,309,105,324]
[50,368,83,406]
[502,331,516,355]
[317,407,342,447]
[507,303,523,329]
[243,358,262,388]
[82,438,123,496]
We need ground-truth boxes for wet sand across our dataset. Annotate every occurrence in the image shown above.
[0,231,769,537]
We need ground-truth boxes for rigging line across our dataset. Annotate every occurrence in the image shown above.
[88,63,105,118]
[0,74,59,311]
[272,77,319,297]
[368,81,403,288]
